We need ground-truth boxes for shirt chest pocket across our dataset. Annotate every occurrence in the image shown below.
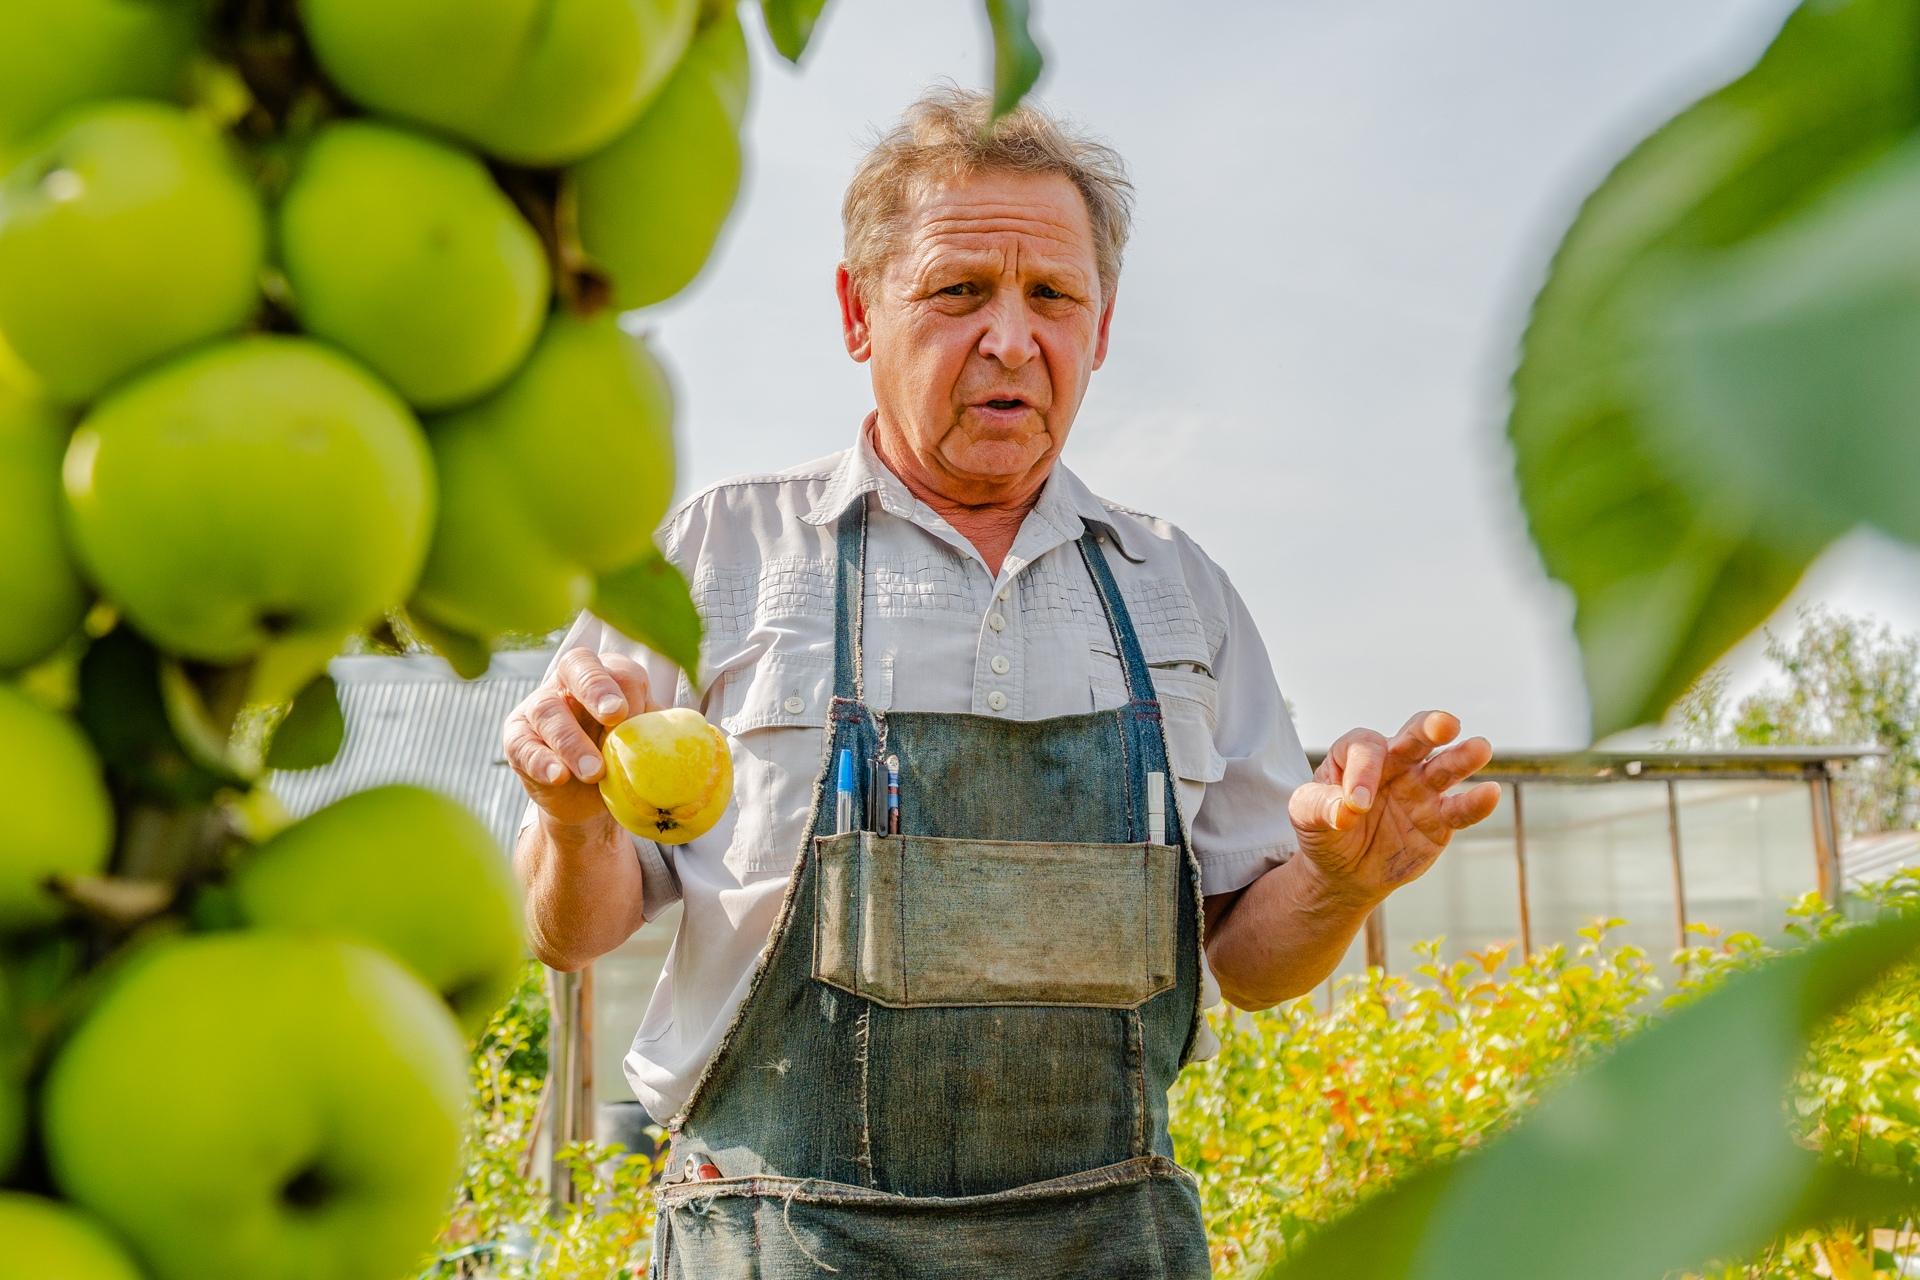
[717,649,836,878]
[1089,642,1227,838]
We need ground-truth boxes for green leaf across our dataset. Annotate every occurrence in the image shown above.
[1637,136,1920,546]
[264,673,345,771]
[1262,906,1920,1280]
[983,0,1044,119]
[77,626,248,805]
[1506,0,1920,739]
[590,547,703,690]
[401,607,495,681]
[760,0,830,63]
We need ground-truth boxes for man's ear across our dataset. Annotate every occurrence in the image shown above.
[1091,285,1118,371]
[837,263,872,363]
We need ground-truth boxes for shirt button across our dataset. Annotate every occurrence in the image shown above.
[988,612,1006,632]
[783,695,805,714]
[990,655,1010,675]
[987,691,1008,712]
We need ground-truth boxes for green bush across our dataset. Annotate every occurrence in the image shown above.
[1172,871,1920,1278]
[417,962,662,1279]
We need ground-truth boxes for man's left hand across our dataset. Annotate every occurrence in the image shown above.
[1286,710,1501,908]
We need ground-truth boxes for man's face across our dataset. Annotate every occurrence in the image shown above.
[839,168,1116,507]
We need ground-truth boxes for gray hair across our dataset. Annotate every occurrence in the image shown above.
[841,84,1134,302]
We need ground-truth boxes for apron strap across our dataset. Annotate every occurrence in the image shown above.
[831,494,868,703]
[1076,531,1158,710]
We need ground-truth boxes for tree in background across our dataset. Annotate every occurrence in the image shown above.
[1669,606,1920,837]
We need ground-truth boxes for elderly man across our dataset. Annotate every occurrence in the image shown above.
[510,87,1500,1278]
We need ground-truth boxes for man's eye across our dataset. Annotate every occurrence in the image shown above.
[1033,284,1066,300]
[937,283,972,297]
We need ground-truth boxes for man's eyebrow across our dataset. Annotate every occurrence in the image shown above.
[913,250,1092,288]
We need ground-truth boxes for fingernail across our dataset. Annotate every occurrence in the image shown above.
[577,755,600,779]
[1349,785,1372,811]
[596,695,625,717]
[545,761,566,784]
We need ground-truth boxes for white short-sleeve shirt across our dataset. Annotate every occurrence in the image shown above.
[519,426,1312,1122]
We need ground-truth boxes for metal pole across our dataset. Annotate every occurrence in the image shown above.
[1810,768,1843,906]
[1363,903,1387,972]
[1511,781,1533,957]
[1665,780,1689,961]
[546,963,597,1215]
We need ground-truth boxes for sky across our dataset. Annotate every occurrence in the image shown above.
[623,0,1920,751]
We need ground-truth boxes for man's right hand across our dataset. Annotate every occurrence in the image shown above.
[504,647,661,829]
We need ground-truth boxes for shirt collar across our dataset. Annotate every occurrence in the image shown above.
[802,418,1142,563]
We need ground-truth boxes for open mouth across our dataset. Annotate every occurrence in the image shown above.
[982,398,1028,410]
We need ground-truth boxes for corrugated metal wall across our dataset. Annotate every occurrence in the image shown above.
[265,650,552,847]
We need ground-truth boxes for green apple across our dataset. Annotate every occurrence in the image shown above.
[0,1194,144,1280]
[0,0,200,153]
[278,121,550,411]
[574,5,750,310]
[439,311,676,571]
[0,351,88,671]
[42,931,468,1280]
[300,0,698,165]
[62,337,434,703]
[0,682,113,932]
[0,101,266,405]
[410,414,594,640]
[228,784,526,1034]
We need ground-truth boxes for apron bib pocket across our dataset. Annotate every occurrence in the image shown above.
[812,832,1180,1008]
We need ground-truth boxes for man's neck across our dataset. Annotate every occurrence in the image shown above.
[869,423,1043,580]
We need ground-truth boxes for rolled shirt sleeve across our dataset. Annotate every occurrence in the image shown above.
[1186,562,1313,900]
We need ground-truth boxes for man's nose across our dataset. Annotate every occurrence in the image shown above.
[976,292,1038,369]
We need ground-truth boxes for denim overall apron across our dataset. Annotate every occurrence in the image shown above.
[650,497,1213,1278]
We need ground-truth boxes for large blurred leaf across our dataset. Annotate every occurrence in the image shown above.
[1262,906,1920,1280]
[983,0,1044,119]
[590,547,702,690]
[400,606,495,681]
[1507,0,1920,739]
[263,673,345,771]
[1638,136,1920,545]
[760,0,830,63]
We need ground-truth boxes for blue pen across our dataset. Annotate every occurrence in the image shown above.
[835,748,856,834]
[885,755,901,834]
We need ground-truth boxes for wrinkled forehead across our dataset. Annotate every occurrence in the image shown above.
[892,169,1098,283]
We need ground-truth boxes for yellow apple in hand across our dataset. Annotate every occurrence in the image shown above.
[599,707,731,844]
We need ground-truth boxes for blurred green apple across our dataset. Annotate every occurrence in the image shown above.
[278,121,550,411]
[0,101,265,404]
[229,784,526,1034]
[410,414,594,640]
[62,337,434,701]
[0,682,113,932]
[0,0,200,153]
[42,931,467,1280]
[442,311,676,570]
[0,352,88,671]
[300,0,698,165]
[411,313,672,645]
[0,1194,144,1280]
[574,5,750,310]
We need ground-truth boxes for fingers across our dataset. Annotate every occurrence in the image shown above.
[1418,736,1493,793]
[1384,709,1459,775]
[1288,780,1365,835]
[503,713,571,787]
[1438,780,1502,829]
[559,646,637,727]
[601,652,661,719]
[1331,732,1386,814]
